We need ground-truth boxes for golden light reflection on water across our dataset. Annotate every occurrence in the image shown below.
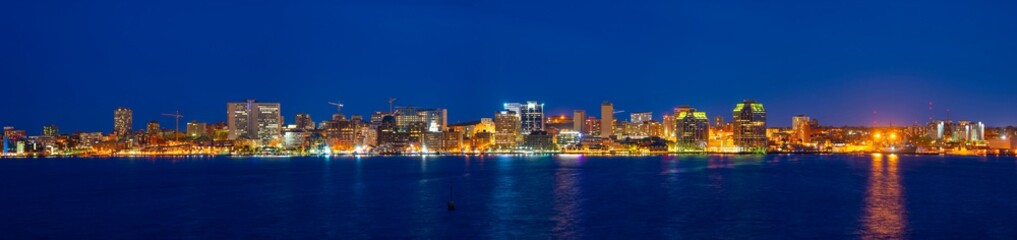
[861,154,907,239]
[552,158,584,239]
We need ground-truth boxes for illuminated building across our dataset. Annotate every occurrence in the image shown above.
[522,131,556,151]
[520,101,544,134]
[556,130,582,149]
[792,115,811,144]
[601,101,613,138]
[187,121,207,137]
[630,112,652,124]
[494,110,520,148]
[662,114,675,140]
[370,111,391,124]
[674,106,692,116]
[114,107,133,135]
[503,103,523,117]
[393,107,447,132]
[957,121,985,142]
[227,99,282,142]
[733,100,767,151]
[42,125,59,136]
[394,107,422,127]
[675,109,709,151]
[295,113,315,130]
[585,116,600,136]
[419,108,448,132]
[147,120,161,135]
[573,110,586,133]
[714,116,724,128]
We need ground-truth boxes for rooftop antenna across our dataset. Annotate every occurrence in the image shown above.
[161,110,183,142]
[388,98,397,113]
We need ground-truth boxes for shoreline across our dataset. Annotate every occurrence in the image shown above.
[2,151,1014,159]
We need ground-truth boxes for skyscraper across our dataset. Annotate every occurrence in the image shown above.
[419,108,448,132]
[227,99,282,142]
[520,101,544,134]
[733,100,767,151]
[42,125,59,136]
[601,101,613,138]
[675,108,709,151]
[294,113,315,130]
[630,112,652,124]
[494,110,521,148]
[573,110,586,133]
[114,107,133,135]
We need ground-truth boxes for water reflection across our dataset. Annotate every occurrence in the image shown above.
[552,158,584,238]
[861,154,907,239]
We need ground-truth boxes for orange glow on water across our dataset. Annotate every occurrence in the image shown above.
[861,154,906,239]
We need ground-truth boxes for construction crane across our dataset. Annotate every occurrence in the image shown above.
[161,110,183,142]
[328,98,344,113]
[613,110,625,114]
[388,98,397,113]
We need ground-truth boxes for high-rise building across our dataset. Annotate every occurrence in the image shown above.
[494,110,521,148]
[42,125,59,136]
[114,107,133,135]
[714,116,724,127]
[503,103,523,117]
[294,113,315,130]
[732,100,767,151]
[601,101,614,138]
[631,112,652,124]
[520,101,544,134]
[419,108,448,132]
[147,120,161,135]
[573,110,586,133]
[676,109,710,151]
[227,99,282,142]
[791,115,811,144]
[662,114,675,140]
[187,121,207,137]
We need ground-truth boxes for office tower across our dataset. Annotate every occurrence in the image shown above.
[573,110,586,133]
[714,116,724,127]
[732,100,768,151]
[295,113,315,130]
[520,101,544,134]
[792,115,811,144]
[663,114,675,140]
[631,112,652,124]
[494,110,521,148]
[187,121,207,137]
[147,120,161,135]
[227,99,282,141]
[419,108,448,132]
[957,121,985,142]
[503,103,523,117]
[585,116,600,136]
[42,125,59,136]
[601,101,614,138]
[394,106,421,127]
[114,107,133,135]
[376,115,405,145]
[675,109,710,151]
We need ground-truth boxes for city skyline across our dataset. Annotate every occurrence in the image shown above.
[0,97,1011,136]
[4,0,1017,133]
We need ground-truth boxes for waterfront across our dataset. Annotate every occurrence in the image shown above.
[2,155,1016,239]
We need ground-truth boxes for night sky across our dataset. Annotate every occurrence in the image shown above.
[3,0,1016,134]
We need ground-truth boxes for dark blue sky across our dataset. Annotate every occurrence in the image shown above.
[3,0,1016,134]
